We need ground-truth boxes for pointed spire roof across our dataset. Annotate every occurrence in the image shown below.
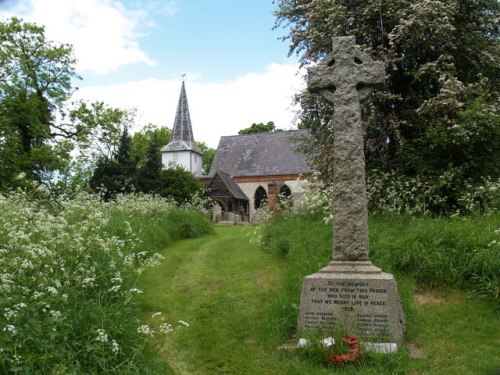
[161,81,202,154]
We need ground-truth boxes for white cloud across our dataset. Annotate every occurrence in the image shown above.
[75,63,306,148]
[1,0,154,74]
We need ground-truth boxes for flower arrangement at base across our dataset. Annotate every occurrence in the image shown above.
[331,336,365,366]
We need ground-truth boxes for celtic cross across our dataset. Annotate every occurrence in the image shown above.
[307,36,385,261]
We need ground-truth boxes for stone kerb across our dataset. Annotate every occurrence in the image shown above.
[298,36,405,345]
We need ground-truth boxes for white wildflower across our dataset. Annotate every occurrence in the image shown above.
[3,325,17,334]
[49,310,62,320]
[129,288,143,294]
[4,309,16,320]
[112,339,119,355]
[137,324,154,336]
[95,328,108,343]
[108,285,121,293]
[159,323,173,334]
[47,286,58,295]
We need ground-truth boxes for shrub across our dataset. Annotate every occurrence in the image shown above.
[367,170,499,216]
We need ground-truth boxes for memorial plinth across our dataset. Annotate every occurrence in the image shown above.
[299,262,405,345]
[298,36,405,345]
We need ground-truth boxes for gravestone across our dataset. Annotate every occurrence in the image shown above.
[212,203,222,223]
[298,36,405,345]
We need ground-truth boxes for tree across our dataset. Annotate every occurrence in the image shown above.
[0,17,78,187]
[238,121,282,135]
[130,124,171,169]
[89,128,137,200]
[138,132,162,194]
[196,141,216,174]
[274,0,499,212]
[159,166,203,203]
[0,18,134,193]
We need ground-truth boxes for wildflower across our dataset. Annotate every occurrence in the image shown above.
[4,309,17,320]
[159,323,173,334]
[129,288,143,294]
[3,325,17,334]
[137,325,154,336]
[108,285,121,293]
[112,339,119,355]
[95,329,108,343]
[49,310,62,321]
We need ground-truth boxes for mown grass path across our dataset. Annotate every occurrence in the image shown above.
[139,225,288,374]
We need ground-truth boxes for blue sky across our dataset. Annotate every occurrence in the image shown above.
[0,0,305,147]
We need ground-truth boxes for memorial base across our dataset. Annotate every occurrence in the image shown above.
[298,261,405,345]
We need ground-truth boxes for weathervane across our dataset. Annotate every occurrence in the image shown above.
[181,73,186,81]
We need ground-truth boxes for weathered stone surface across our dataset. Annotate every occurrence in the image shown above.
[298,263,405,345]
[298,36,405,345]
[308,36,384,261]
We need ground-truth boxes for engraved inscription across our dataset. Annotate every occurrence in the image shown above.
[301,280,390,333]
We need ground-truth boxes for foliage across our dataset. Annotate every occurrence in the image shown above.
[138,132,162,194]
[0,18,134,194]
[130,124,171,169]
[196,141,216,174]
[274,0,499,214]
[238,121,282,134]
[159,166,204,203]
[90,128,138,200]
[367,170,500,216]
[0,185,212,374]
[298,170,499,219]
[0,17,77,188]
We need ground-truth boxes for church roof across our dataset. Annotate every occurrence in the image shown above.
[209,130,312,177]
[207,170,249,201]
[161,81,202,154]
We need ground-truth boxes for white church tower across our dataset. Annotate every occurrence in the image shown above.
[161,80,203,175]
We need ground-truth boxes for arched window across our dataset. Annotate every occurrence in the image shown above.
[279,184,292,208]
[254,186,267,209]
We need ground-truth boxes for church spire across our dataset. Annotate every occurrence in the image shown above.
[171,80,194,144]
[162,80,202,154]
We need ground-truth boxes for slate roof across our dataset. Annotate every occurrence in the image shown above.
[161,81,202,154]
[209,130,312,177]
[208,170,249,201]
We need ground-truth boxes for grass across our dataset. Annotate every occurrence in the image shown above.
[139,225,288,374]
[139,221,500,374]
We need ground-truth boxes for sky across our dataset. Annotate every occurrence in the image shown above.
[0,0,306,148]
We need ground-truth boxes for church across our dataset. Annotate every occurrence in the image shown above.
[161,81,312,222]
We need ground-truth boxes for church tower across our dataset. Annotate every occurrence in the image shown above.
[161,81,203,175]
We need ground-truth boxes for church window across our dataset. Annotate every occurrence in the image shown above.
[279,184,292,208]
[254,186,267,209]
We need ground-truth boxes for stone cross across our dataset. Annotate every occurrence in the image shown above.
[308,36,385,261]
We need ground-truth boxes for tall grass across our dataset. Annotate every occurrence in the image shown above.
[257,212,499,344]
[0,188,212,374]
[369,213,499,299]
